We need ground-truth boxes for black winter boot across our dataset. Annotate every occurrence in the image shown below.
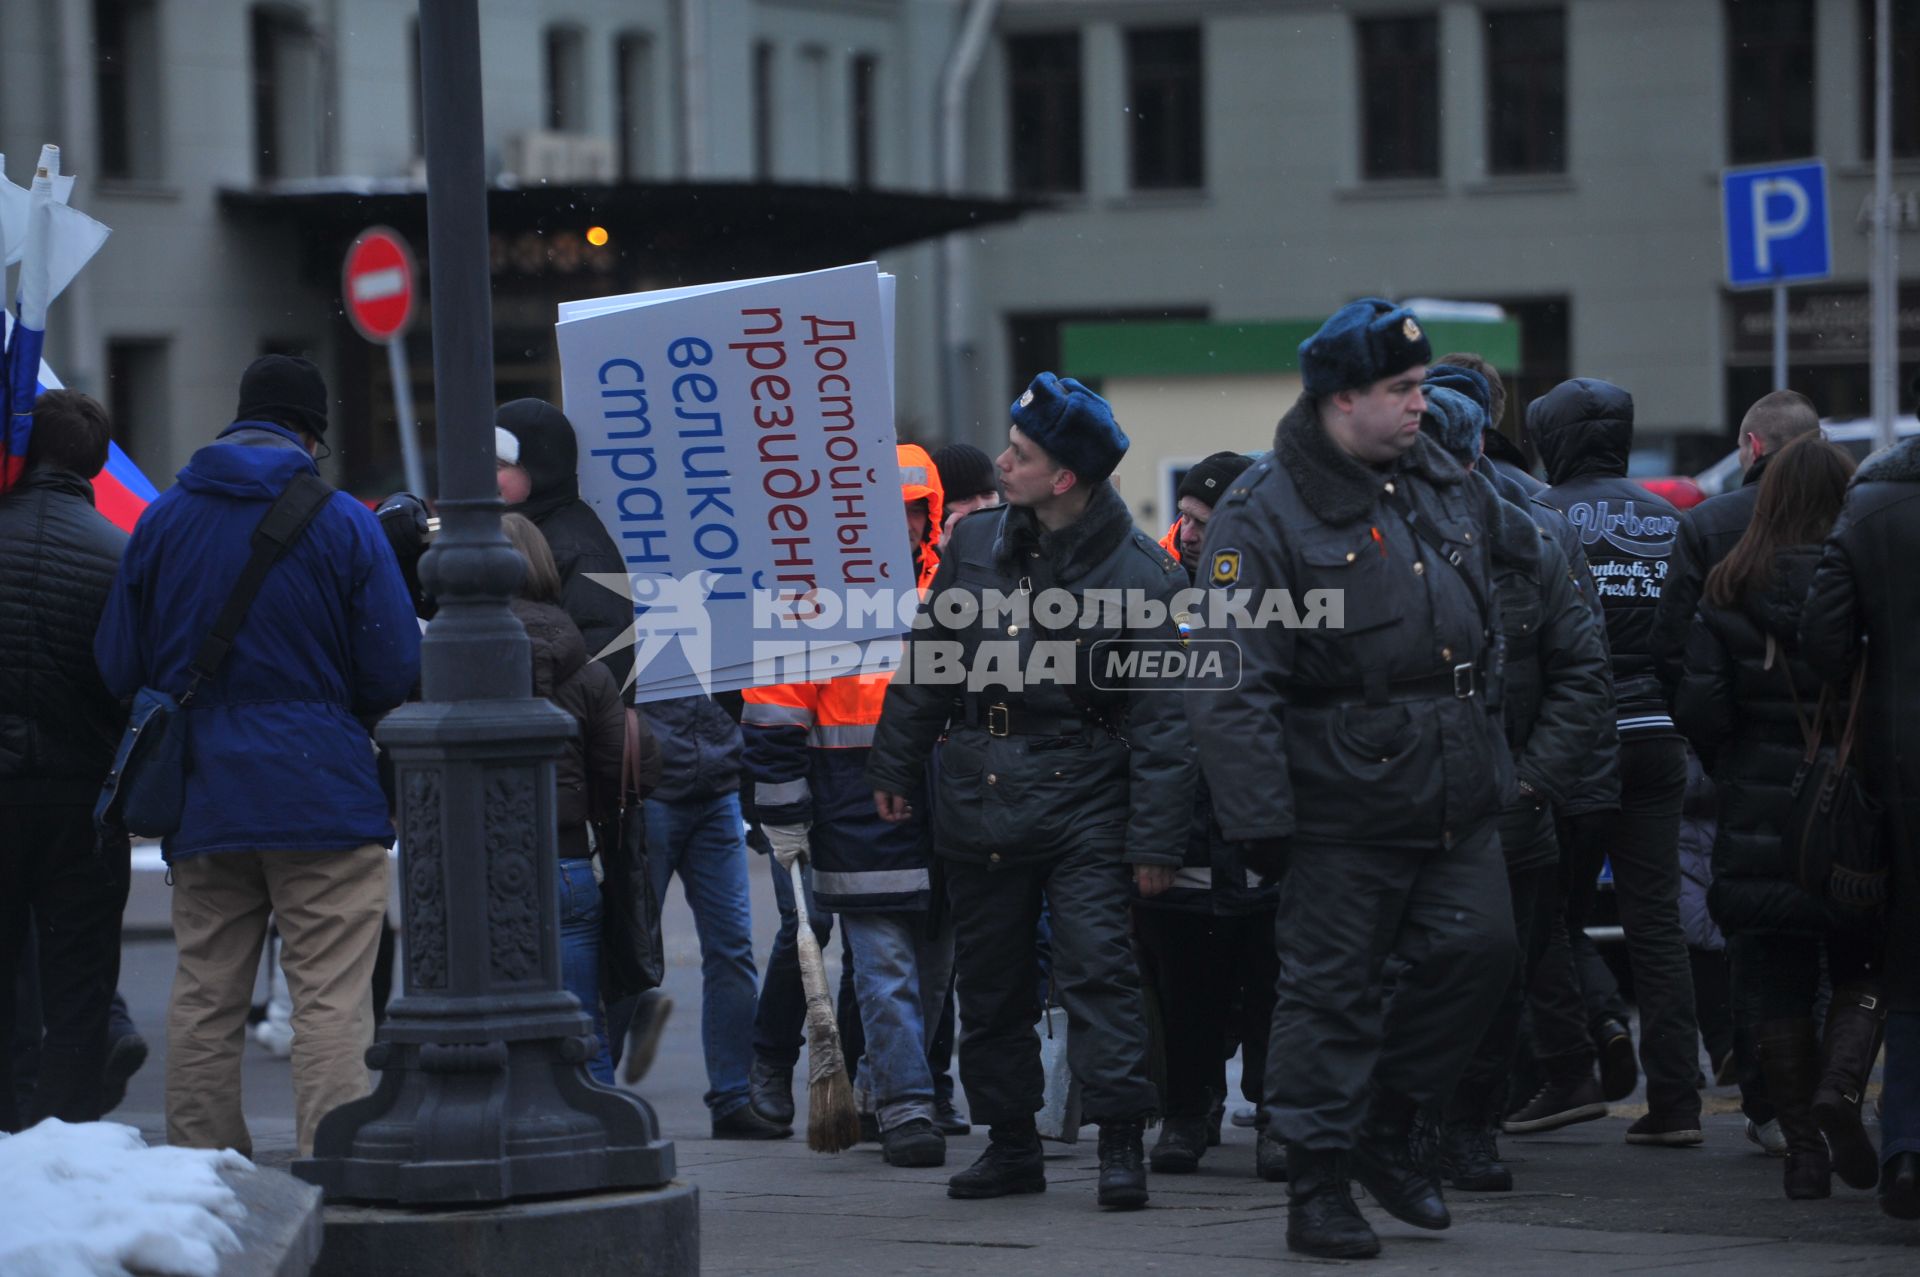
[1758,1018,1831,1201]
[881,1117,947,1168]
[1439,1119,1512,1192]
[1285,1147,1380,1260]
[1255,1129,1289,1182]
[1881,1151,1920,1220]
[748,1056,794,1127]
[1814,988,1885,1191]
[1150,1114,1208,1174]
[1350,1091,1451,1230]
[947,1123,1046,1199]
[1097,1118,1149,1209]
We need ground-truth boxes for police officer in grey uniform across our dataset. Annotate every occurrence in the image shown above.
[868,373,1194,1211]
[1187,301,1517,1260]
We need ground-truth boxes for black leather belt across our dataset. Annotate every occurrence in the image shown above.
[958,697,1096,738]
[1288,660,1480,709]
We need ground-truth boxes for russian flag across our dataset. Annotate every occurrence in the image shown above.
[11,323,158,532]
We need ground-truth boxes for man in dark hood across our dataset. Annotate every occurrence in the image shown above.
[496,398,634,697]
[1522,379,1703,1149]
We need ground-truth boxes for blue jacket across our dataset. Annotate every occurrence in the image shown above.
[644,694,743,802]
[95,422,420,859]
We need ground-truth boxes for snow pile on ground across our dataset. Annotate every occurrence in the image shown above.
[0,1120,252,1277]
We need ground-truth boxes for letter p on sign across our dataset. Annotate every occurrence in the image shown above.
[1724,160,1832,288]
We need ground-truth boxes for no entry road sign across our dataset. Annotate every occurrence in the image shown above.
[343,227,416,343]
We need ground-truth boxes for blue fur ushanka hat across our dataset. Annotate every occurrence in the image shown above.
[1009,372,1130,483]
[1298,298,1432,398]
[1419,385,1488,464]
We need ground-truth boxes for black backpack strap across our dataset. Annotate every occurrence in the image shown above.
[181,472,334,704]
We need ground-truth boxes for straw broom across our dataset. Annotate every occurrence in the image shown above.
[789,858,860,1152]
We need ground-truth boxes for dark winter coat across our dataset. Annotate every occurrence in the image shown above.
[0,467,130,806]
[1652,455,1770,698]
[1530,378,1684,739]
[1801,437,1920,1011]
[1478,469,1613,869]
[645,694,743,802]
[512,598,626,854]
[1488,463,1620,815]
[1185,397,1513,851]
[1674,547,1834,937]
[1484,427,1546,496]
[505,397,634,697]
[867,480,1196,867]
[94,422,420,859]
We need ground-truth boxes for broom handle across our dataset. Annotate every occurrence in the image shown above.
[789,859,835,1016]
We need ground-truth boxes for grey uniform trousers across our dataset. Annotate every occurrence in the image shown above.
[1266,823,1516,1149]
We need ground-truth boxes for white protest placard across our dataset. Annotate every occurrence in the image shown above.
[557,262,914,703]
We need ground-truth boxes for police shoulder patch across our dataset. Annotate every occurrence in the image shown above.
[1209,548,1242,587]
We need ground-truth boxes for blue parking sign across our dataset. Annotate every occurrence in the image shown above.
[1723,160,1832,288]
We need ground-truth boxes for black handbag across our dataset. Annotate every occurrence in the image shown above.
[1775,638,1888,912]
[95,474,333,840]
[598,707,666,1000]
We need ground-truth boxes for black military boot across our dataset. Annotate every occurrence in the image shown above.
[1284,1146,1379,1260]
[1097,1118,1150,1209]
[1814,988,1886,1191]
[1438,1118,1512,1192]
[1351,1091,1451,1230]
[1149,1114,1209,1174]
[1759,1018,1833,1201]
[947,1123,1046,1200]
[748,1056,794,1127]
[1255,1129,1289,1182]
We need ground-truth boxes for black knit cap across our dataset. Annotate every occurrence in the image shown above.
[495,398,580,501]
[930,443,998,502]
[1176,451,1254,506]
[236,354,329,438]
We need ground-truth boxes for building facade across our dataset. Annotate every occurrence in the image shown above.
[3,0,1918,506]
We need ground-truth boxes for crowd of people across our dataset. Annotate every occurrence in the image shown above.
[2,297,1918,1261]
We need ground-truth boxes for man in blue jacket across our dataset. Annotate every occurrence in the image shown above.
[95,355,420,1159]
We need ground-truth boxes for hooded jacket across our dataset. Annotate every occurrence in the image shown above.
[1185,397,1513,850]
[1651,455,1771,698]
[498,399,635,698]
[868,480,1196,866]
[94,422,420,859]
[0,466,130,805]
[1800,436,1920,1011]
[1674,547,1834,937]
[1529,378,1683,737]
[512,597,627,855]
[742,445,944,912]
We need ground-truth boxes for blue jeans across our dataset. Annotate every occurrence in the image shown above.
[844,910,954,1132]
[647,793,759,1117]
[1886,1011,1920,1162]
[556,857,612,1085]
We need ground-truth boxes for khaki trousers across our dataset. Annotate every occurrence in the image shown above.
[166,844,388,1158]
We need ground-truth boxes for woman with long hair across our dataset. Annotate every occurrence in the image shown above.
[501,512,628,1083]
[1675,433,1875,1200]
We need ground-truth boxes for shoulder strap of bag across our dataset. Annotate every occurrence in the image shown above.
[1767,634,1822,757]
[1385,484,1495,639]
[621,707,643,806]
[1835,655,1871,771]
[181,472,333,705]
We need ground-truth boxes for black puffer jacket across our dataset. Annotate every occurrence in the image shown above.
[512,598,627,851]
[1186,398,1512,850]
[502,399,636,698]
[869,480,1196,867]
[1673,547,1832,937]
[1801,437,1920,1012]
[1530,378,1683,738]
[1652,456,1769,698]
[0,467,130,805]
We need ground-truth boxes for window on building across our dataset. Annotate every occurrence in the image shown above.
[251,5,322,181]
[1726,0,1815,163]
[852,54,879,187]
[1126,27,1204,190]
[408,19,423,160]
[1358,15,1440,179]
[104,338,169,477]
[798,46,830,179]
[1481,296,1571,442]
[616,32,656,178]
[1861,0,1920,159]
[1007,33,1084,195]
[95,0,163,181]
[753,42,775,180]
[545,24,586,132]
[1486,9,1566,175]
